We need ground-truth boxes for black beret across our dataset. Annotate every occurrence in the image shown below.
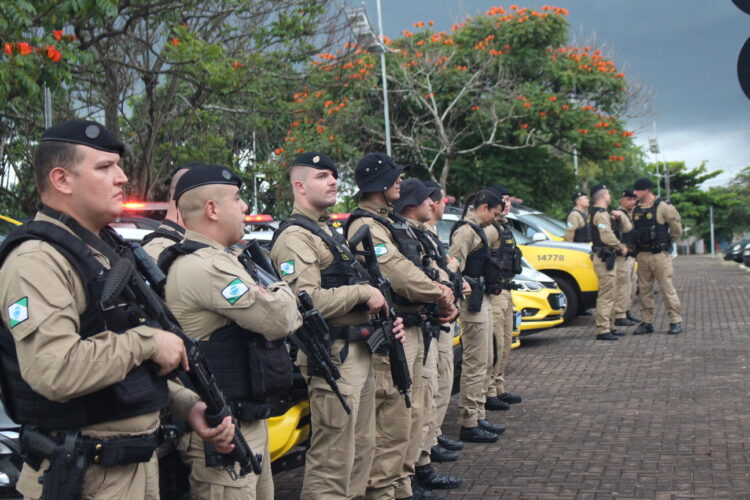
[292,151,338,179]
[590,184,608,198]
[174,163,242,202]
[355,152,406,193]
[633,178,654,191]
[423,180,443,201]
[393,178,438,214]
[621,189,637,198]
[41,119,125,156]
[572,191,587,202]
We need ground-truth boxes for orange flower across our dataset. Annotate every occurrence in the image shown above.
[171,38,179,46]
[329,135,335,141]
[18,42,32,55]
[561,104,569,110]
[471,105,480,111]
[417,40,424,46]
[428,20,434,26]
[413,21,424,28]
[46,46,62,62]
[539,111,546,117]
[520,123,529,129]
[3,43,11,56]
[402,30,413,38]
[324,100,334,108]
[549,96,557,102]
[232,60,242,69]
[274,148,284,155]
[52,30,63,41]
[523,102,532,108]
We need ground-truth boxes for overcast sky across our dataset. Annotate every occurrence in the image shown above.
[359,0,750,187]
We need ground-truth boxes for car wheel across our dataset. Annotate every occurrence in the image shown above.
[554,277,578,324]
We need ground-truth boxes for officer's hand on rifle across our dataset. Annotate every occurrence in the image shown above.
[436,283,455,307]
[188,401,236,454]
[462,280,472,297]
[365,285,388,315]
[437,303,459,324]
[392,316,406,343]
[153,330,189,376]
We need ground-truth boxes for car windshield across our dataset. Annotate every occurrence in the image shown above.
[436,218,456,245]
[520,213,566,237]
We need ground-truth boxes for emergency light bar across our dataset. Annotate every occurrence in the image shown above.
[245,214,274,223]
[122,201,169,211]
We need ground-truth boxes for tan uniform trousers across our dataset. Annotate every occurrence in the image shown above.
[300,340,375,500]
[458,297,493,428]
[593,255,617,335]
[614,255,636,319]
[183,419,273,500]
[366,326,423,500]
[637,251,682,324]
[19,453,160,500]
[416,332,439,467]
[432,327,455,449]
[487,291,514,398]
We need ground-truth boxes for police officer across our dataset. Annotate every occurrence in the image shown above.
[485,185,523,409]
[423,181,466,462]
[393,178,462,493]
[613,190,640,327]
[631,178,683,335]
[0,120,234,499]
[161,164,302,499]
[343,153,457,500]
[449,189,507,443]
[142,163,200,260]
[589,184,632,341]
[270,152,404,499]
[563,191,592,243]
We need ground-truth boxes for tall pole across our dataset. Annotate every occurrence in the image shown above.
[573,147,579,180]
[375,0,392,155]
[663,158,671,200]
[43,87,52,128]
[709,205,715,256]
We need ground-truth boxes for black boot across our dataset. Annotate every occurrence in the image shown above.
[614,317,635,326]
[429,445,459,463]
[595,332,619,341]
[410,476,444,499]
[459,426,498,443]
[668,322,682,335]
[415,464,463,490]
[627,310,641,323]
[610,329,626,336]
[477,419,505,435]
[485,396,510,411]
[437,435,464,451]
[498,392,522,404]
[633,322,654,335]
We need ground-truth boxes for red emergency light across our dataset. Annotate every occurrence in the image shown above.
[122,201,169,211]
[245,214,274,223]
[329,213,350,221]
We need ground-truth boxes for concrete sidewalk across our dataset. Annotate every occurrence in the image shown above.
[274,255,750,499]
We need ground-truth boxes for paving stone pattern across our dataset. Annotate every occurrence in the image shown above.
[274,256,750,499]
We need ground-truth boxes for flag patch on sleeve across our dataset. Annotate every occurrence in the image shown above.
[221,279,249,305]
[280,260,295,277]
[374,243,388,257]
[8,297,28,328]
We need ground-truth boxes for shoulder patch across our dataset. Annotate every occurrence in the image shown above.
[221,278,249,305]
[280,260,295,277]
[566,222,573,228]
[598,223,607,229]
[8,297,28,328]
[374,243,388,257]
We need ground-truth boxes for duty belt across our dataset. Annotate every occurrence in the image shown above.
[228,400,272,422]
[398,312,424,328]
[487,282,516,295]
[328,324,372,342]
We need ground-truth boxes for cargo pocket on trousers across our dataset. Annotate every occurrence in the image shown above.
[320,381,354,431]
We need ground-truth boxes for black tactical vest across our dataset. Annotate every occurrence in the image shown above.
[343,209,431,306]
[571,209,592,243]
[158,240,293,420]
[490,221,523,280]
[450,220,503,287]
[0,221,170,430]
[613,209,635,253]
[272,214,366,290]
[632,199,671,253]
[141,219,185,246]
[589,207,610,250]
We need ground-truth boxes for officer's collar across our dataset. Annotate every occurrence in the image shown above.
[182,228,227,251]
[359,197,392,217]
[404,216,427,231]
[292,203,330,226]
[465,211,486,227]
[160,218,186,235]
[35,211,107,260]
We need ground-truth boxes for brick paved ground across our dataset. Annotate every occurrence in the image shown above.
[274,256,750,499]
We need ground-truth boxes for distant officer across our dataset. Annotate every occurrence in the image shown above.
[393,178,462,493]
[631,178,683,335]
[449,189,507,443]
[423,181,466,462]
[0,121,234,499]
[142,163,200,260]
[563,191,592,243]
[161,164,302,499]
[343,153,457,500]
[589,184,631,341]
[485,185,523,409]
[270,152,403,499]
[613,190,640,327]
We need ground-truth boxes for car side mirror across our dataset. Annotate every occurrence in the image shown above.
[532,232,548,242]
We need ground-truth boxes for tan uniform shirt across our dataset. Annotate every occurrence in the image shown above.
[164,229,301,342]
[142,220,185,261]
[592,208,630,253]
[347,199,442,312]
[271,203,371,326]
[0,213,197,438]
[637,199,683,241]
[563,209,588,242]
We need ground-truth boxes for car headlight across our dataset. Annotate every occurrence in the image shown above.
[513,279,543,292]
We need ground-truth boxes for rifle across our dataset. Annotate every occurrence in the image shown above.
[236,240,352,415]
[347,225,412,408]
[105,248,263,479]
[462,276,485,313]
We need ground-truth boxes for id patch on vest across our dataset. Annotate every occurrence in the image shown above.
[8,297,28,328]
[280,260,295,277]
[598,223,607,229]
[221,279,248,305]
[374,243,388,258]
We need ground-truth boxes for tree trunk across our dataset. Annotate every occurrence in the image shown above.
[439,156,451,192]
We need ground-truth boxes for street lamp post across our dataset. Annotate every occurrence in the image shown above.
[648,136,662,197]
[346,3,392,155]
